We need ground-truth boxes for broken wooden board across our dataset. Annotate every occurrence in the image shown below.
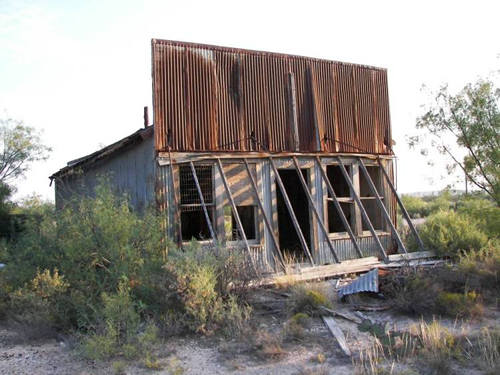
[377,259,444,268]
[388,250,436,262]
[320,306,362,324]
[322,316,351,356]
[256,257,380,286]
[253,253,444,287]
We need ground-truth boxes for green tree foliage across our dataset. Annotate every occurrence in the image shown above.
[457,195,500,239]
[411,80,500,204]
[0,116,51,237]
[0,116,51,184]
[408,210,488,258]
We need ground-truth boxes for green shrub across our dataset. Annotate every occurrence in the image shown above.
[162,243,252,335]
[427,190,453,214]
[457,243,500,300]
[2,182,166,329]
[290,312,310,326]
[457,196,500,239]
[283,312,311,342]
[283,319,306,342]
[287,283,332,316]
[436,291,484,318]
[380,268,442,316]
[401,195,430,218]
[82,278,158,361]
[7,269,69,337]
[408,210,488,258]
[2,181,253,353]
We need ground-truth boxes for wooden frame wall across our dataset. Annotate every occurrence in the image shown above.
[160,155,400,272]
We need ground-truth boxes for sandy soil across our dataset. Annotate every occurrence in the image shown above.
[1,289,497,374]
[0,315,357,375]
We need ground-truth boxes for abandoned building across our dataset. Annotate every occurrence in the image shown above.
[50,39,424,274]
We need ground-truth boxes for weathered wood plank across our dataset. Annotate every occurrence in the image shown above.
[322,316,351,356]
[387,250,436,262]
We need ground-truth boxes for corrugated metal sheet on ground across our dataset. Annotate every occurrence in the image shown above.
[338,268,379,299]
[152,39,392,155]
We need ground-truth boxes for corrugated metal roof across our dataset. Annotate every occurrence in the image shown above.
[337,268,379,298]
[152,39,393,154]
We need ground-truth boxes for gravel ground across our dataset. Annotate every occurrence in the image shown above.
[0,318,355,375]
[1,302,497,374]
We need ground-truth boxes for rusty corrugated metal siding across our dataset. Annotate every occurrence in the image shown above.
[152,39,392,154]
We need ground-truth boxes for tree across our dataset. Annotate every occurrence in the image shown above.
[410,79,500,205]
[0,116,51,185]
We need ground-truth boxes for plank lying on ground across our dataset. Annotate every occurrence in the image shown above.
[300,257,379,274]
[388,251,436,262]
[322,316,351,356]
[354,311,374,325]
[320,306,362,324]
[262,265,377,285]
[351,304,391,312]
[256,259,380,286]
[254,254,444,286]
[377,259,444,268]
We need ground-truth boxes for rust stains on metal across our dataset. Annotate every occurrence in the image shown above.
[152,39,392,154]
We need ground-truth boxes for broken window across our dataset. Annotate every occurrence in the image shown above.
[360,165,384,231]
[179,165,215,241]
[224,205,257,241]
[361,200,384,231]
[326,165,354,233]
[360,165,382,197]
[326,165,350,197]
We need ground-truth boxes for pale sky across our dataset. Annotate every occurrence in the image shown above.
[1,0,499,201]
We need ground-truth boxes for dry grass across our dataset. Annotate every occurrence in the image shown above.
[353,320,475,375]
[246,328,287,360]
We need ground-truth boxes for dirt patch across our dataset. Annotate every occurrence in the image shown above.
[1,287,498,374]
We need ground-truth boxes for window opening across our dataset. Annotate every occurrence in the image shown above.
[360,165,384,231]
[224,205,257,241]
[326,165,354,233]
[179,165,215,240]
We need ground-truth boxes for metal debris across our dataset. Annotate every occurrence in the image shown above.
[337,268,379,299]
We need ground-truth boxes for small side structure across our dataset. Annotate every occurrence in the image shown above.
[51,39,423,274]
[50,126,155,212]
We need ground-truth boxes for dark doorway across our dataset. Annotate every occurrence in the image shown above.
[276,169,311,260]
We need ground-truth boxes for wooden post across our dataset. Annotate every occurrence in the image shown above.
[315,157,363,258]
[335,157,388,262]
[215,159,258,273]
[292,157,340,263]
[269,157,315,266]
[358,157,408,254]
[189,162,217,243]
[243,158,286,271]
[168,149,181,246]
[377,158,425,252]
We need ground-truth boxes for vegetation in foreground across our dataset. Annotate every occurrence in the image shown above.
[0,184,255,368]
[0,187,498,373]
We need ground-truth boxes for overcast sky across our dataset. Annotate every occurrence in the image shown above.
[1,0,499,201]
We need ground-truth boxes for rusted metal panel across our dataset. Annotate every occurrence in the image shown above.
[152,39,392,155]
